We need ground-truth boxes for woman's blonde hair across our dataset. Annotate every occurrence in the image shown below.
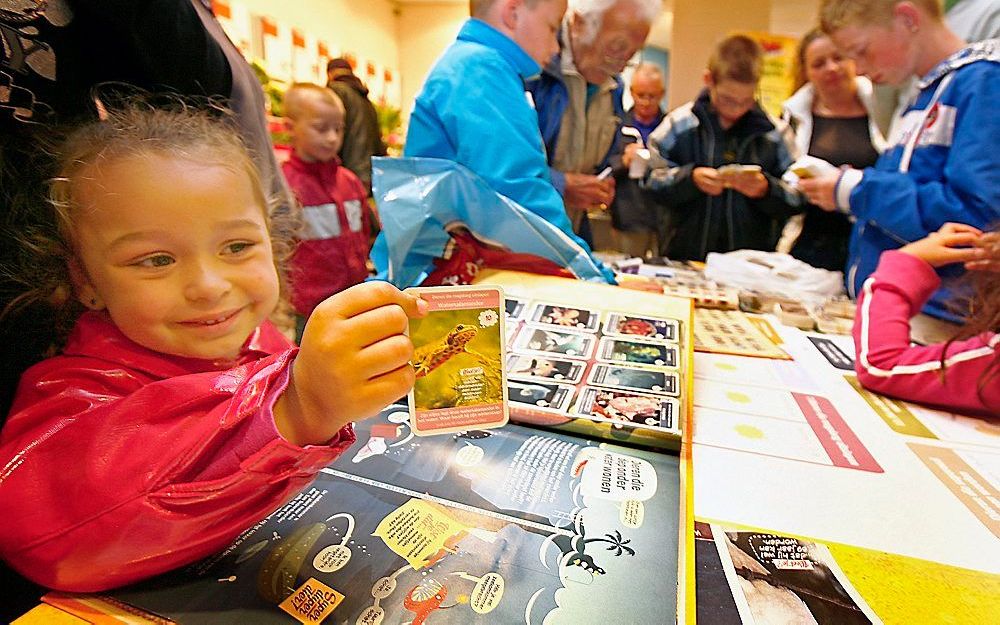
[3,98,294,350]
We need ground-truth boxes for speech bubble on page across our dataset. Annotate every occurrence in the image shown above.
[313,544,351,573]
[619,500,645,528]
[471,573,505,614]
[454,443,485,467]
[372,499,469,570]
[580,451,657,502]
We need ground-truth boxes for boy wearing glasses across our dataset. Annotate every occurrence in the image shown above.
[629,35,804,261]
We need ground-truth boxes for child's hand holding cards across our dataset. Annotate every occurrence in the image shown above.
[407,286,508,436]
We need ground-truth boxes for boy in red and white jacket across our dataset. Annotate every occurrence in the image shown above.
[854,223,999,417]
[282,84,372,330]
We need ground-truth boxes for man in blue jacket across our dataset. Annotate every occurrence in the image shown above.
[527,0,661,248]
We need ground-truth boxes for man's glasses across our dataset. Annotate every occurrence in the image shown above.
[712,91,757,110]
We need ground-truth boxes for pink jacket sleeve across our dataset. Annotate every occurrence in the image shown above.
[853,251,999,416]
[0,350,355,592]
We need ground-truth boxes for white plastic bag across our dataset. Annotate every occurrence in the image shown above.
[704,250,845,305]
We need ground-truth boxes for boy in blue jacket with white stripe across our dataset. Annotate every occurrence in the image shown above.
[800,0,1000,322]
[377,0,612,282]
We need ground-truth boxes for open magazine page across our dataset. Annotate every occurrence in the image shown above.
[97,405,680,624]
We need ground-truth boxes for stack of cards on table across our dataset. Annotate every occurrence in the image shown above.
[407,286,508,436]
[503,299,682,432]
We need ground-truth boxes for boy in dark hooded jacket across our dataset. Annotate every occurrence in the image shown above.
[630,35,804,261]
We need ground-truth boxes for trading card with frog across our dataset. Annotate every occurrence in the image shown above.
[407,286,508,435]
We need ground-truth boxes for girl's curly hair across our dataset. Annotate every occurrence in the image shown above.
[2,96,297,352]
[944,228,1000,406]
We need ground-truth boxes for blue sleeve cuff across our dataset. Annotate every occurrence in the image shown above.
[549,168,566,196]
[834,168,864,213]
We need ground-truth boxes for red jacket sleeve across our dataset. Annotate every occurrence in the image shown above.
[0,350,355,591]
[853,251,1000,416]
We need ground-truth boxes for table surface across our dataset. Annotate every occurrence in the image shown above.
[14,277,999,624]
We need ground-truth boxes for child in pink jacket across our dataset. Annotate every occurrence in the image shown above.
[854,222,999,416]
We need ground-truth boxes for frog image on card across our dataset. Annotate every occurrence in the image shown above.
[407,286,508,435]
[598,337,678,368]
[507,379,575,412]
[529,303,600,331]
[587,363,679,396]
[603,312,679,342]
[575,386,678,429]
[514,326,596,359]
[505,353,585,383]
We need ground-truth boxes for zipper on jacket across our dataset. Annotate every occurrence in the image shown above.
[699,127,716,259]
[728,134,762,251]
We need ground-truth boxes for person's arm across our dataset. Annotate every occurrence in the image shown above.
[642,107,704,207]
[842,70,1000,240]
[854,246,999,416]
[739,126,806,219]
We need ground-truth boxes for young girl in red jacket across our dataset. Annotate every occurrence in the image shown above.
[0,104,427,592]
[854,222,999,416]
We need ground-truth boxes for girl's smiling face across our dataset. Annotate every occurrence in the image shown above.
[69,153,280,362]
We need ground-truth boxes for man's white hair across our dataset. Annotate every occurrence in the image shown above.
[570,0,663,45]
[632,61,664,83]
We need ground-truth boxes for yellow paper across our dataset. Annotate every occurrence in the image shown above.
[278,578,344,624]
[373,499,468,570]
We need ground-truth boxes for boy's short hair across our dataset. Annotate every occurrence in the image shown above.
[819,0,943,33]
[708,34,763,84]
[470,0,543,18]
[283,83,345,121]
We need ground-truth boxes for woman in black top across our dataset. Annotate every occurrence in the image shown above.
[781,28,886,271]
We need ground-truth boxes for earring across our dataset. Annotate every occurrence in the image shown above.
[89,297,98,307]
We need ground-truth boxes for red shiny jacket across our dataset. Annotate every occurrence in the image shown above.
[283,153,372,316]
[0,312,355,591]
